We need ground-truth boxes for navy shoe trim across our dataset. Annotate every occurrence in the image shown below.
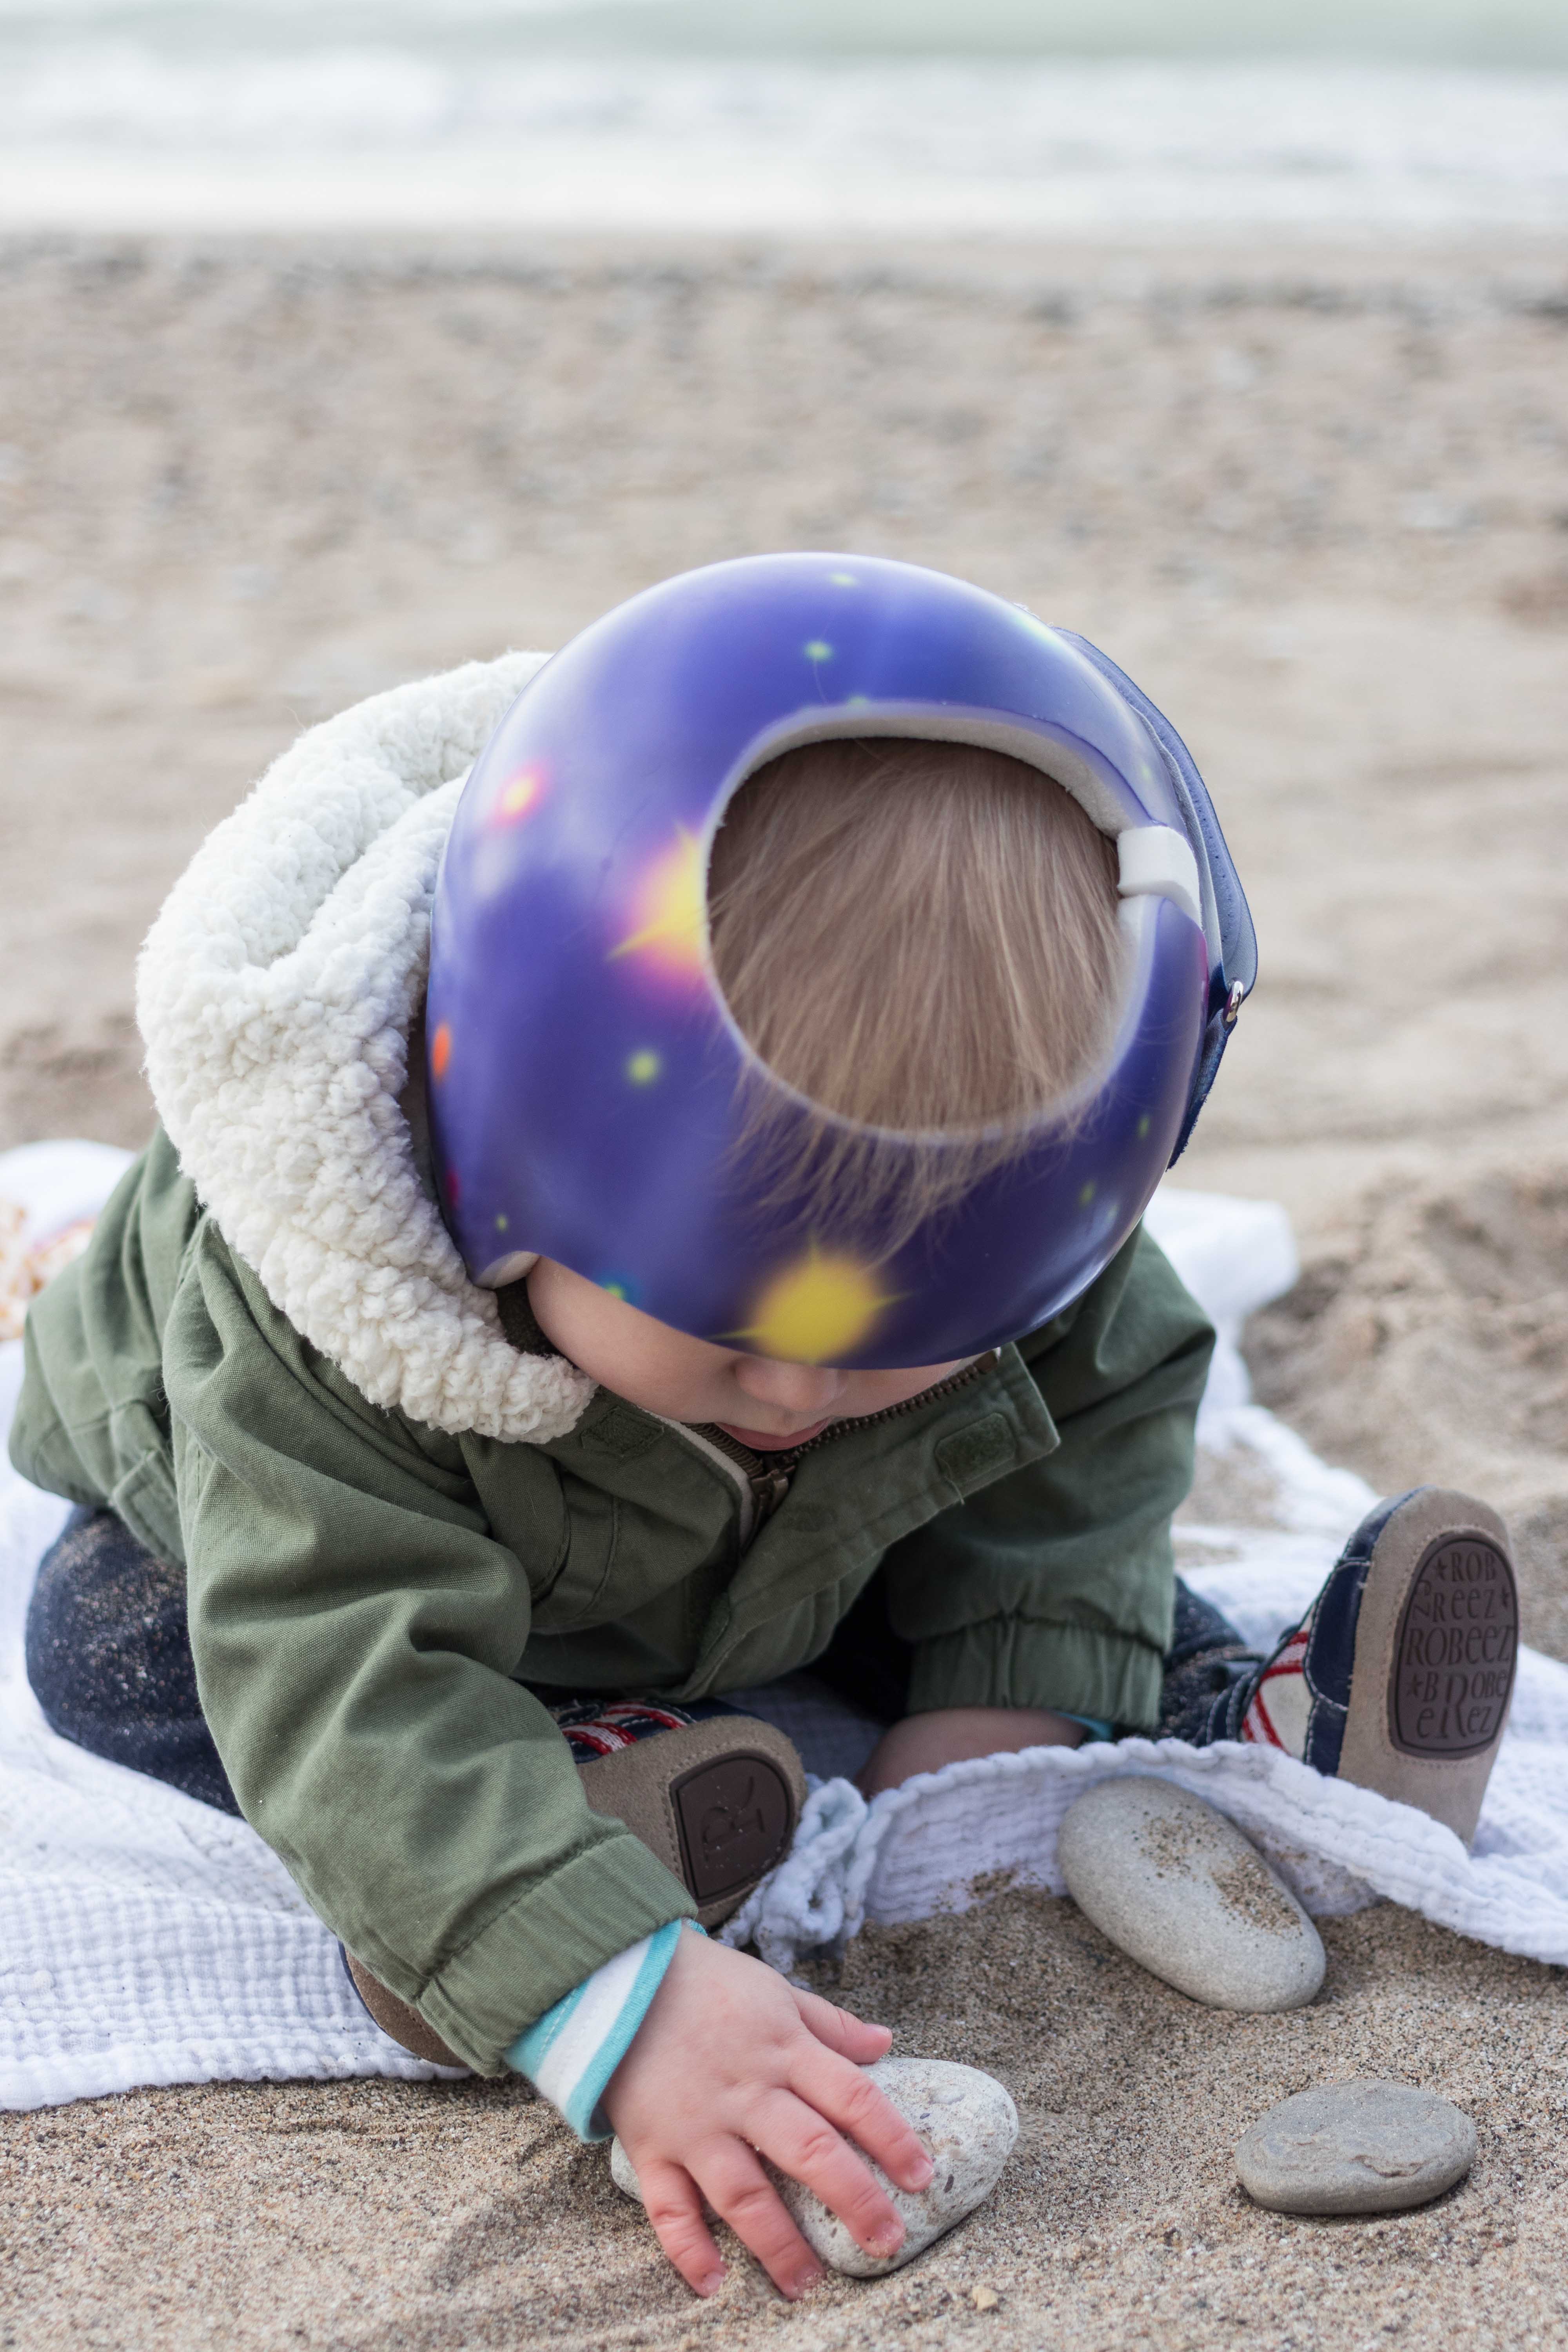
[544,1694,742,1764]
[340,1941,374,2023]
[1298,1488,1422,1774]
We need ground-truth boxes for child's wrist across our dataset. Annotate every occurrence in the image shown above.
[506,1918,702,2141]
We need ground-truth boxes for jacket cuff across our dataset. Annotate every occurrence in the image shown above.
[906,1618,1163,1733]
[418,1831,697,2075]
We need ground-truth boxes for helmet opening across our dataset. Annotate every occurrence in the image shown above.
[705,732,1128,1249]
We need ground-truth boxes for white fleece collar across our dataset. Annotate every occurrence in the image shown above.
[137,654,597,1445]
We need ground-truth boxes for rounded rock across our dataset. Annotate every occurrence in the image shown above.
[1237,2080,1477,2215]
[608,2135,642,2203]
[609,2055,1017,2278]
[1057,1775,1325,2012]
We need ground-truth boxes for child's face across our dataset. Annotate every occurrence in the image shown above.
[527,1257,978,1450]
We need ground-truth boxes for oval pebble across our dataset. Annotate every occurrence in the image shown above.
[1057,1776,1325,2013]
[1237,2080,1476,2215]
[609,2055,1017,2277]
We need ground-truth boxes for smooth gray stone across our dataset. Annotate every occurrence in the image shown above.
[1237,2080,1477,2215]
[609,2055,1017,2278]
[1057,1775,1326,2012]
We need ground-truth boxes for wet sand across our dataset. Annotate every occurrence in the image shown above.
[1,228,1566,2350]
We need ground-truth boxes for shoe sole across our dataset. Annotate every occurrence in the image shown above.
[1338,1486,1518,1846]
[578,1713,806,1927]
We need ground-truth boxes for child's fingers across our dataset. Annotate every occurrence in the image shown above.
[790,1983,893,2063]
[788,2039,935,2197]
[748,2085,909,2263]
[636,2157,729,2298]
[689,2139,826,2301]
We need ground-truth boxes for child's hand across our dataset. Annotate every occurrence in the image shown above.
[601,1931,934,2299]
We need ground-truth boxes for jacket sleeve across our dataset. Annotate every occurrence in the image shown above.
[164,1221,695,2077]
[879,1227,1214,1733]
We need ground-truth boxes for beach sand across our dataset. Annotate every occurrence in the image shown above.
[2,229,1566,2349]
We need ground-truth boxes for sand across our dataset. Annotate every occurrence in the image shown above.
[2,227,1566,2349]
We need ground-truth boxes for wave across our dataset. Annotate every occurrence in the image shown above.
[2,0,1567,69]
[1,40,1564,232]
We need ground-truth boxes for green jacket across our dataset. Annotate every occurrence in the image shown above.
[11,1130,1211,2074]
[8,656,1215,2075]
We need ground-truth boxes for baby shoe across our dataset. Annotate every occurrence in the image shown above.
[559,1699,807,1929]
[1239,1487,1518,1846]
[341,1947,467,2068]
[340,1702,806,2066]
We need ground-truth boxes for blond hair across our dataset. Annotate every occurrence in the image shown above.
[706,735,1123,1243]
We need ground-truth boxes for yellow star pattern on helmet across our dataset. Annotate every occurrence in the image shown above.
[732,1246,897,1365]
[493,766,543,823]
[609,828,706,976]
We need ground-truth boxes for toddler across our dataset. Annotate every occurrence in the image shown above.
[13,555,1517,2300]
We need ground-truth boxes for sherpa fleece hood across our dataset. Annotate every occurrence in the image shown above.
[136,655,595,1448]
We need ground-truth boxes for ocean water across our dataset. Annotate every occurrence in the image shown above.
[1,0,1566,235]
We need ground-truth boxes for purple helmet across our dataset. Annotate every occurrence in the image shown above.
[426,554,1255,1369]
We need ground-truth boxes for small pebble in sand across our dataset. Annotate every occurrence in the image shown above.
[1057,1776,1325,2012]
[1236,2080,1477,2215]
[610,2056,1017,2278]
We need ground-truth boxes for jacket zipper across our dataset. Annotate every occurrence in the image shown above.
[689,1352,996,1532]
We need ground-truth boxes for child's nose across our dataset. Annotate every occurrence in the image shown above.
[731,1356,846,1414]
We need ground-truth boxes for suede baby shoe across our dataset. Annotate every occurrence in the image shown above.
[1238,1486,1517,1846]
[344,1699,806,2065]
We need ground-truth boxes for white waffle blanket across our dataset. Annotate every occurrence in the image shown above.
[1,1144,1563,2111]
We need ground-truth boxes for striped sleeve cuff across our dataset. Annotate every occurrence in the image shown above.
[506,1918,698,2141]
